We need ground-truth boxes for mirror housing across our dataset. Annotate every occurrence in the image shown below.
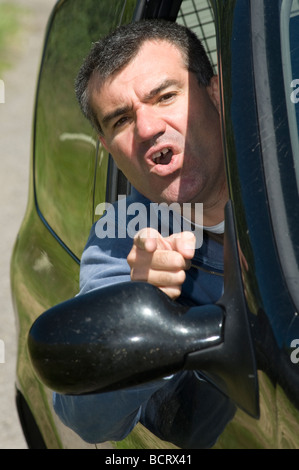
[28,202,259,418]
[28,282,224,392]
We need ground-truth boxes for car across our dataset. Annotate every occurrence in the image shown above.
[11,0,299,449]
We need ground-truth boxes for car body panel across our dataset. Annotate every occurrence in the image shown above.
[11,205,79,448]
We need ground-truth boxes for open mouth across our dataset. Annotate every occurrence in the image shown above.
[152,147,173,165]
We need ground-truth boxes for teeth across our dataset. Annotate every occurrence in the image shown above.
[152,148,170,162]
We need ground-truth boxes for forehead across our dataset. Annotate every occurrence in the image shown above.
[90,39,187,95]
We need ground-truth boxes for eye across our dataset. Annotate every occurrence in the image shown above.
[159,92,177,103]
[113,116,129,129]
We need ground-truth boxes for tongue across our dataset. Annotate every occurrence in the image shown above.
[157,149,173,165]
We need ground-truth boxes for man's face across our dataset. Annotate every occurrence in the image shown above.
[91,40,226,211]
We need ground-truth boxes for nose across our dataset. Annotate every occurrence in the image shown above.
[134,105,166,142]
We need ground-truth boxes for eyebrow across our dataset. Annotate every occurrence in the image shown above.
[101,78,182,129]
[143,78,181,101]
[102,105,132,128]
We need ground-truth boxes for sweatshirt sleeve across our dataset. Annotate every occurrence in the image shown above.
[78,223,132,295]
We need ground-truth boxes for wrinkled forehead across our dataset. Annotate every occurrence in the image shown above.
[88,38,187,95]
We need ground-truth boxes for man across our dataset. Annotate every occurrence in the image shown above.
[53,19,235,449]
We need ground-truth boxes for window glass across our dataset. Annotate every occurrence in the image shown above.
[177,0,217,73]
[34,0,127,259]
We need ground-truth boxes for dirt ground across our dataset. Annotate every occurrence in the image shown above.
[0,0,57,449]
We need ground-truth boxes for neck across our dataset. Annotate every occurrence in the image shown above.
[193,181,228,227]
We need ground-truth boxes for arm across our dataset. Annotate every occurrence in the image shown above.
[53,214,226,446]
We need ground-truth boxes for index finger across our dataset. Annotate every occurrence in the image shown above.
[134,228,173,253]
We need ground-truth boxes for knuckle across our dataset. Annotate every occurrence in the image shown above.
[160,269,185,286]
[161,286,182,300]
[172,288,182,299]
[127,251,135,266]
[177,269,186,284]
[172,252,185,269]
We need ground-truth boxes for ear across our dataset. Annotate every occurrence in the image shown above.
[207,75,220,112]
[99,135,109,151]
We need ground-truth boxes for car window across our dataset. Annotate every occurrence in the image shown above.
[177,0,217,73]
[34,0,129,259]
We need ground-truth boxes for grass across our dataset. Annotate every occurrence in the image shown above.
[0,2,24,75]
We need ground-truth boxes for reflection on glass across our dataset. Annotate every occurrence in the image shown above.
[34,0,127,258]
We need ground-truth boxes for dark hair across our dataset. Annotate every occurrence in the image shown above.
[75,19,214,134]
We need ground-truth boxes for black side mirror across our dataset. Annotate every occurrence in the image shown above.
[28,202,259,418]
[28,281,224,391]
